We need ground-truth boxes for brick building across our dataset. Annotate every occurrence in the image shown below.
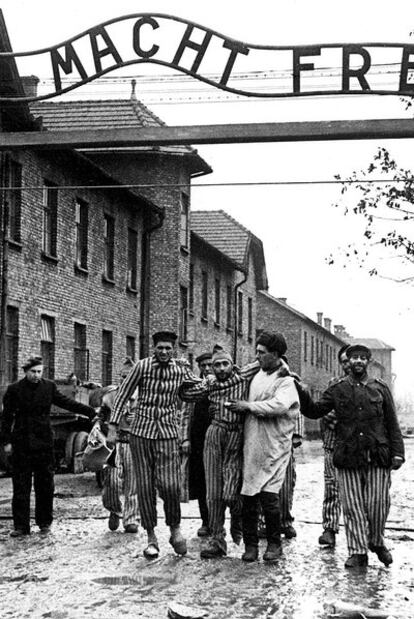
[189,210,268,366]
[0,17,211,387]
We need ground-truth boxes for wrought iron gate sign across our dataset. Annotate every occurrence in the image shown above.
[1,13,414,102]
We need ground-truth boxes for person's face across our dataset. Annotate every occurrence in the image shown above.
[198,359,212,377]
[212,359,233,382]
[154,341,174,364]
[348,352,369,377]
[25,364,43,383]
[120,365,133,380]
[256,344,279,371]
[339,352,351,375]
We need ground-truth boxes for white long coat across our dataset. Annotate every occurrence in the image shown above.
[241,368,300,496]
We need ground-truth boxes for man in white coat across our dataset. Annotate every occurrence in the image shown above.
[228,331,300,563]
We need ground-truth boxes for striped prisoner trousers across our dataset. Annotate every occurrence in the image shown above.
[203,422,243,540]
[279,450,296,528]
[337,465,391,554]
[129,435,181,531]
[322,448,341,533]
[102,442,140,527]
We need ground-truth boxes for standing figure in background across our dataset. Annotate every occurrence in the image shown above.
[318,345,350,548]
[99,357,140,534]
[180,352,213,537]
[298,343,405,569]
[0,356,95,538]
[279,413,303,539]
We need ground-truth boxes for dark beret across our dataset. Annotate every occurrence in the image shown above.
[152,331,178,345]
[195,352,212,364]
[346,344,372,360]
[22,356,43,371]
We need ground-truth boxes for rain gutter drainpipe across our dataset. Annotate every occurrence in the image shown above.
[233,271,247,365]
[0,152,9,386]
[139,208,165,359]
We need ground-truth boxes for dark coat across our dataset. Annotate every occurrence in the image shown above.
[298,375,404,469]
[0,377,95,454]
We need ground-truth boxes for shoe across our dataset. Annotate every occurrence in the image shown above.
[242,545,259,562]
[200,539,227,559]
[124,524,138,533]
[39,526,51,534]
[281,525,297,539]
[169,527,187,556]
[319,529,336,546]
[263,542,283,562]
[344,553,368,568]
[230,517,243,545]
[197,524,210,538]
[369,544,393,567]
[10,529,30,538]
[108,512,120,531]
[143,542,159,559]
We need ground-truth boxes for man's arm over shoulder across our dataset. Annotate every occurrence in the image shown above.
[110,360,144,425]
[296,380,337,419]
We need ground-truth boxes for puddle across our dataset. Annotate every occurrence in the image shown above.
[92,573,177,587]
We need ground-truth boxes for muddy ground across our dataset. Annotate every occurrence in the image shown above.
[0,440,413,619]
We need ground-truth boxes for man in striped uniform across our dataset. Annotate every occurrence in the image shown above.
[108,331,203,559]
[318,345,350,548]
[195,350,259,559]
[298,343,405,568]
[98,358,140,534]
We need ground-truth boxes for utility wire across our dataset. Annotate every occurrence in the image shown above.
[0,178,412,191]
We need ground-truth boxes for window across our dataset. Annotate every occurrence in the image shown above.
[103,214,115,281]
[201,271,208,320]
[41,315,55,379]
[180,192,189,248]
[325,344,329,370]
[329,346,333,373]
[214,278,221,325]
[127,228,138,290]
[6,306,19,382]
[8,160,22,243]
[42,181,58,257]
[126,336,136,361]
[75,198,88,269]
[311,335,315,366]
[74,323,88,382]
[226,285,232,330]
[102,330,113,386]
[179,286,188,342]
[237,291,243,335]
[247,297,253,340]
[304,331,308,363]
[316,339,320,368]
[189,263,194,314]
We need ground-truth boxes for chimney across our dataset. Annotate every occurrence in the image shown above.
[21,75,39,98]
[316,312,323,326]
[324,317,332,332]
[277,298,287,304]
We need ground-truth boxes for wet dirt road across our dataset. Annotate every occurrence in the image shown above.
[0,440,413,619]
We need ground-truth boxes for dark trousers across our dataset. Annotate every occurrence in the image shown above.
[242,492,281,547]
[11,452,55,532]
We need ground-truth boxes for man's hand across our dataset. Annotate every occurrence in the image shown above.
[3,443,12,456]
[181,439,191,455]
[227,400,250,412]
[391,456,404,470]
[324,411,337,430]
[106,424,118,449]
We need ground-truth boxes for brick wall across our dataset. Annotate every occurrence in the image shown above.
[4,150,146,384]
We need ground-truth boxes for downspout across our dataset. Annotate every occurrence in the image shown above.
[139,209,165,359]
[233,270,247,365]
[0,152,9,386]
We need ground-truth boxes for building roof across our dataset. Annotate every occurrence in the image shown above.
[258,290,347,344]
[345,337,395,352]
[191,210,268,290]
[29,95,212,177]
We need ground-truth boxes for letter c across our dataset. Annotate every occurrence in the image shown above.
[133,17,159,58]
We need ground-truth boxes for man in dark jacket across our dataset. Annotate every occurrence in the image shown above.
[297,343,404,569]
[0,356,96,537]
